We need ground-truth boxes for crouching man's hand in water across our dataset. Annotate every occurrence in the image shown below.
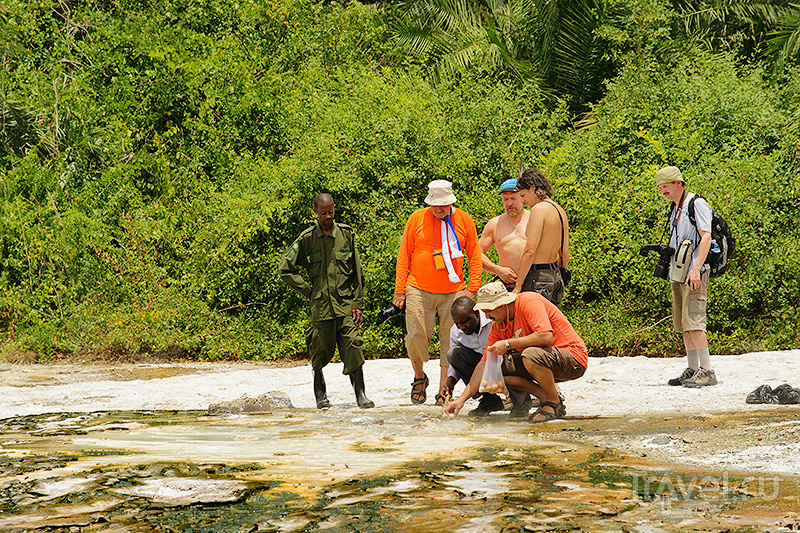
[444,359,486,418]
[444,397,465,417]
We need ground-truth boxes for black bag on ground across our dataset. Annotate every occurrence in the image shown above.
[745,383,800,405]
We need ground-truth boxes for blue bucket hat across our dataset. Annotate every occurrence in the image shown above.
[500,179,518,193]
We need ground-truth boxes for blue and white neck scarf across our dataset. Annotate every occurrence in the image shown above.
[440,213,463,283]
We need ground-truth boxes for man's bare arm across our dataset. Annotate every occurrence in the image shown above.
[687,229,711,290]
[488,331,553,354]
[479,218,517,284]
[444,359,486,416]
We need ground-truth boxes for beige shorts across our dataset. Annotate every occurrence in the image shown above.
[502,347,586,383]
[671,270,709,333]
[404,285,459,365]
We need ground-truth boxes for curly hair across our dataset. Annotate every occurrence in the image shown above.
[517,167,552,199]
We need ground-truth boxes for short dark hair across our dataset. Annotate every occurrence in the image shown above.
[517,167,552,199]
[313,193,334,208]
[451,296,475,315]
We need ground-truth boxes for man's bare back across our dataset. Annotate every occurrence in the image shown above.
[513,195,570,295]
[512,167,570,303]
[525,199,568,266]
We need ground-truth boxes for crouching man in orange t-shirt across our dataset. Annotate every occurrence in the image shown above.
[444,281,588,423]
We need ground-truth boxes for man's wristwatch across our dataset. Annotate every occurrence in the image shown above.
[504,339,510,352]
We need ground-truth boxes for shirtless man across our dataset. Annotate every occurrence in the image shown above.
[513,167,569,306]
[476,178,534,416]
[480,179,530,291]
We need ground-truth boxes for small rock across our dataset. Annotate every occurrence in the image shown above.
[208,392,294,415]
[648,434,672,446]
[351,416,383,425]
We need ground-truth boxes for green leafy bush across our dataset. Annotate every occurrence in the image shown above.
[1,0,798,362]
[544,51,800,355]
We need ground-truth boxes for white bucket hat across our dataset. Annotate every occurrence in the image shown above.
[473,281,517,311]
[424,180,458,206]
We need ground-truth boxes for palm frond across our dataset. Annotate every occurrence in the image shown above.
[676,0,786,28]
[674,0,790,53]
[1,99,39,157]
[767,3,800,72]
[388,0,618,110]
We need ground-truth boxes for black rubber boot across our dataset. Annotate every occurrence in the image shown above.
[508,389,532,419]
[349,366,374,409]
[468,393,504,417]
[314,369,330,409]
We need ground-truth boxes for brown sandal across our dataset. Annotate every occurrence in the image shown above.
[528,400,566,423]
[411,373,429,404]
[529,391,565,410]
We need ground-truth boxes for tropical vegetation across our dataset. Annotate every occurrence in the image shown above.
[1,0,798,362]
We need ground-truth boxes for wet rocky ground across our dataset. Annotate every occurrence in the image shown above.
[1,406,799,532]
[1,361,800,532]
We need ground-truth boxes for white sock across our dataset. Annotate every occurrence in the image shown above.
[687,350,700,370]
[698,348,711,369]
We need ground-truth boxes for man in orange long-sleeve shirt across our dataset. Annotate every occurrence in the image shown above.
[393,180,483,405]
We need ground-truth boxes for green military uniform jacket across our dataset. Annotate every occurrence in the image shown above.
[279,222,364,323]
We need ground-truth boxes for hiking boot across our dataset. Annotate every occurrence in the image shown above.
[509,396,534,419]
[682,368,718,388]
[668,367,696,386]
[468,394,504,417]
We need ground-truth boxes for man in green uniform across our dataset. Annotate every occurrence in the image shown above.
[279,193,374,409]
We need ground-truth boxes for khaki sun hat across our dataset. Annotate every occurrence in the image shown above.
[474,281,517,311]
[656,166,685,186]
[424,180,458,206]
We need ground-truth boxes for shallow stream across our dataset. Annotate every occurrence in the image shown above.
[1,407,799,532]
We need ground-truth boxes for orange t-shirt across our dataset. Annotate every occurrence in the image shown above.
[486,292,588,368]
[395,207,482,295]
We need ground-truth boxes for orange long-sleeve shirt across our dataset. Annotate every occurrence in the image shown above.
[395,207,482,295]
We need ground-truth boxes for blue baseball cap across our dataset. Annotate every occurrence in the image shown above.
[500,179,518,193]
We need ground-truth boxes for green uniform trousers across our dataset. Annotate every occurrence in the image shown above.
[307,314,365,375]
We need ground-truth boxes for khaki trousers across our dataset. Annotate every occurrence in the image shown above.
[403,285,458,366]
[671,269,709,333]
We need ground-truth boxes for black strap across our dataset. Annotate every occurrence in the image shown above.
[664,190,687,245]
[544,200,566,268]
[687,193,702,228]
[668,192,706,248]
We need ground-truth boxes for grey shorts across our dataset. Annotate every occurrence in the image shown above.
[520,264,564,306]
[501,347,586,383]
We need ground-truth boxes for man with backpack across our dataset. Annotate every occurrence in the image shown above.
[656,166,717,387]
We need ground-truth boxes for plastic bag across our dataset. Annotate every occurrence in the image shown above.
[480,352,507,395]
